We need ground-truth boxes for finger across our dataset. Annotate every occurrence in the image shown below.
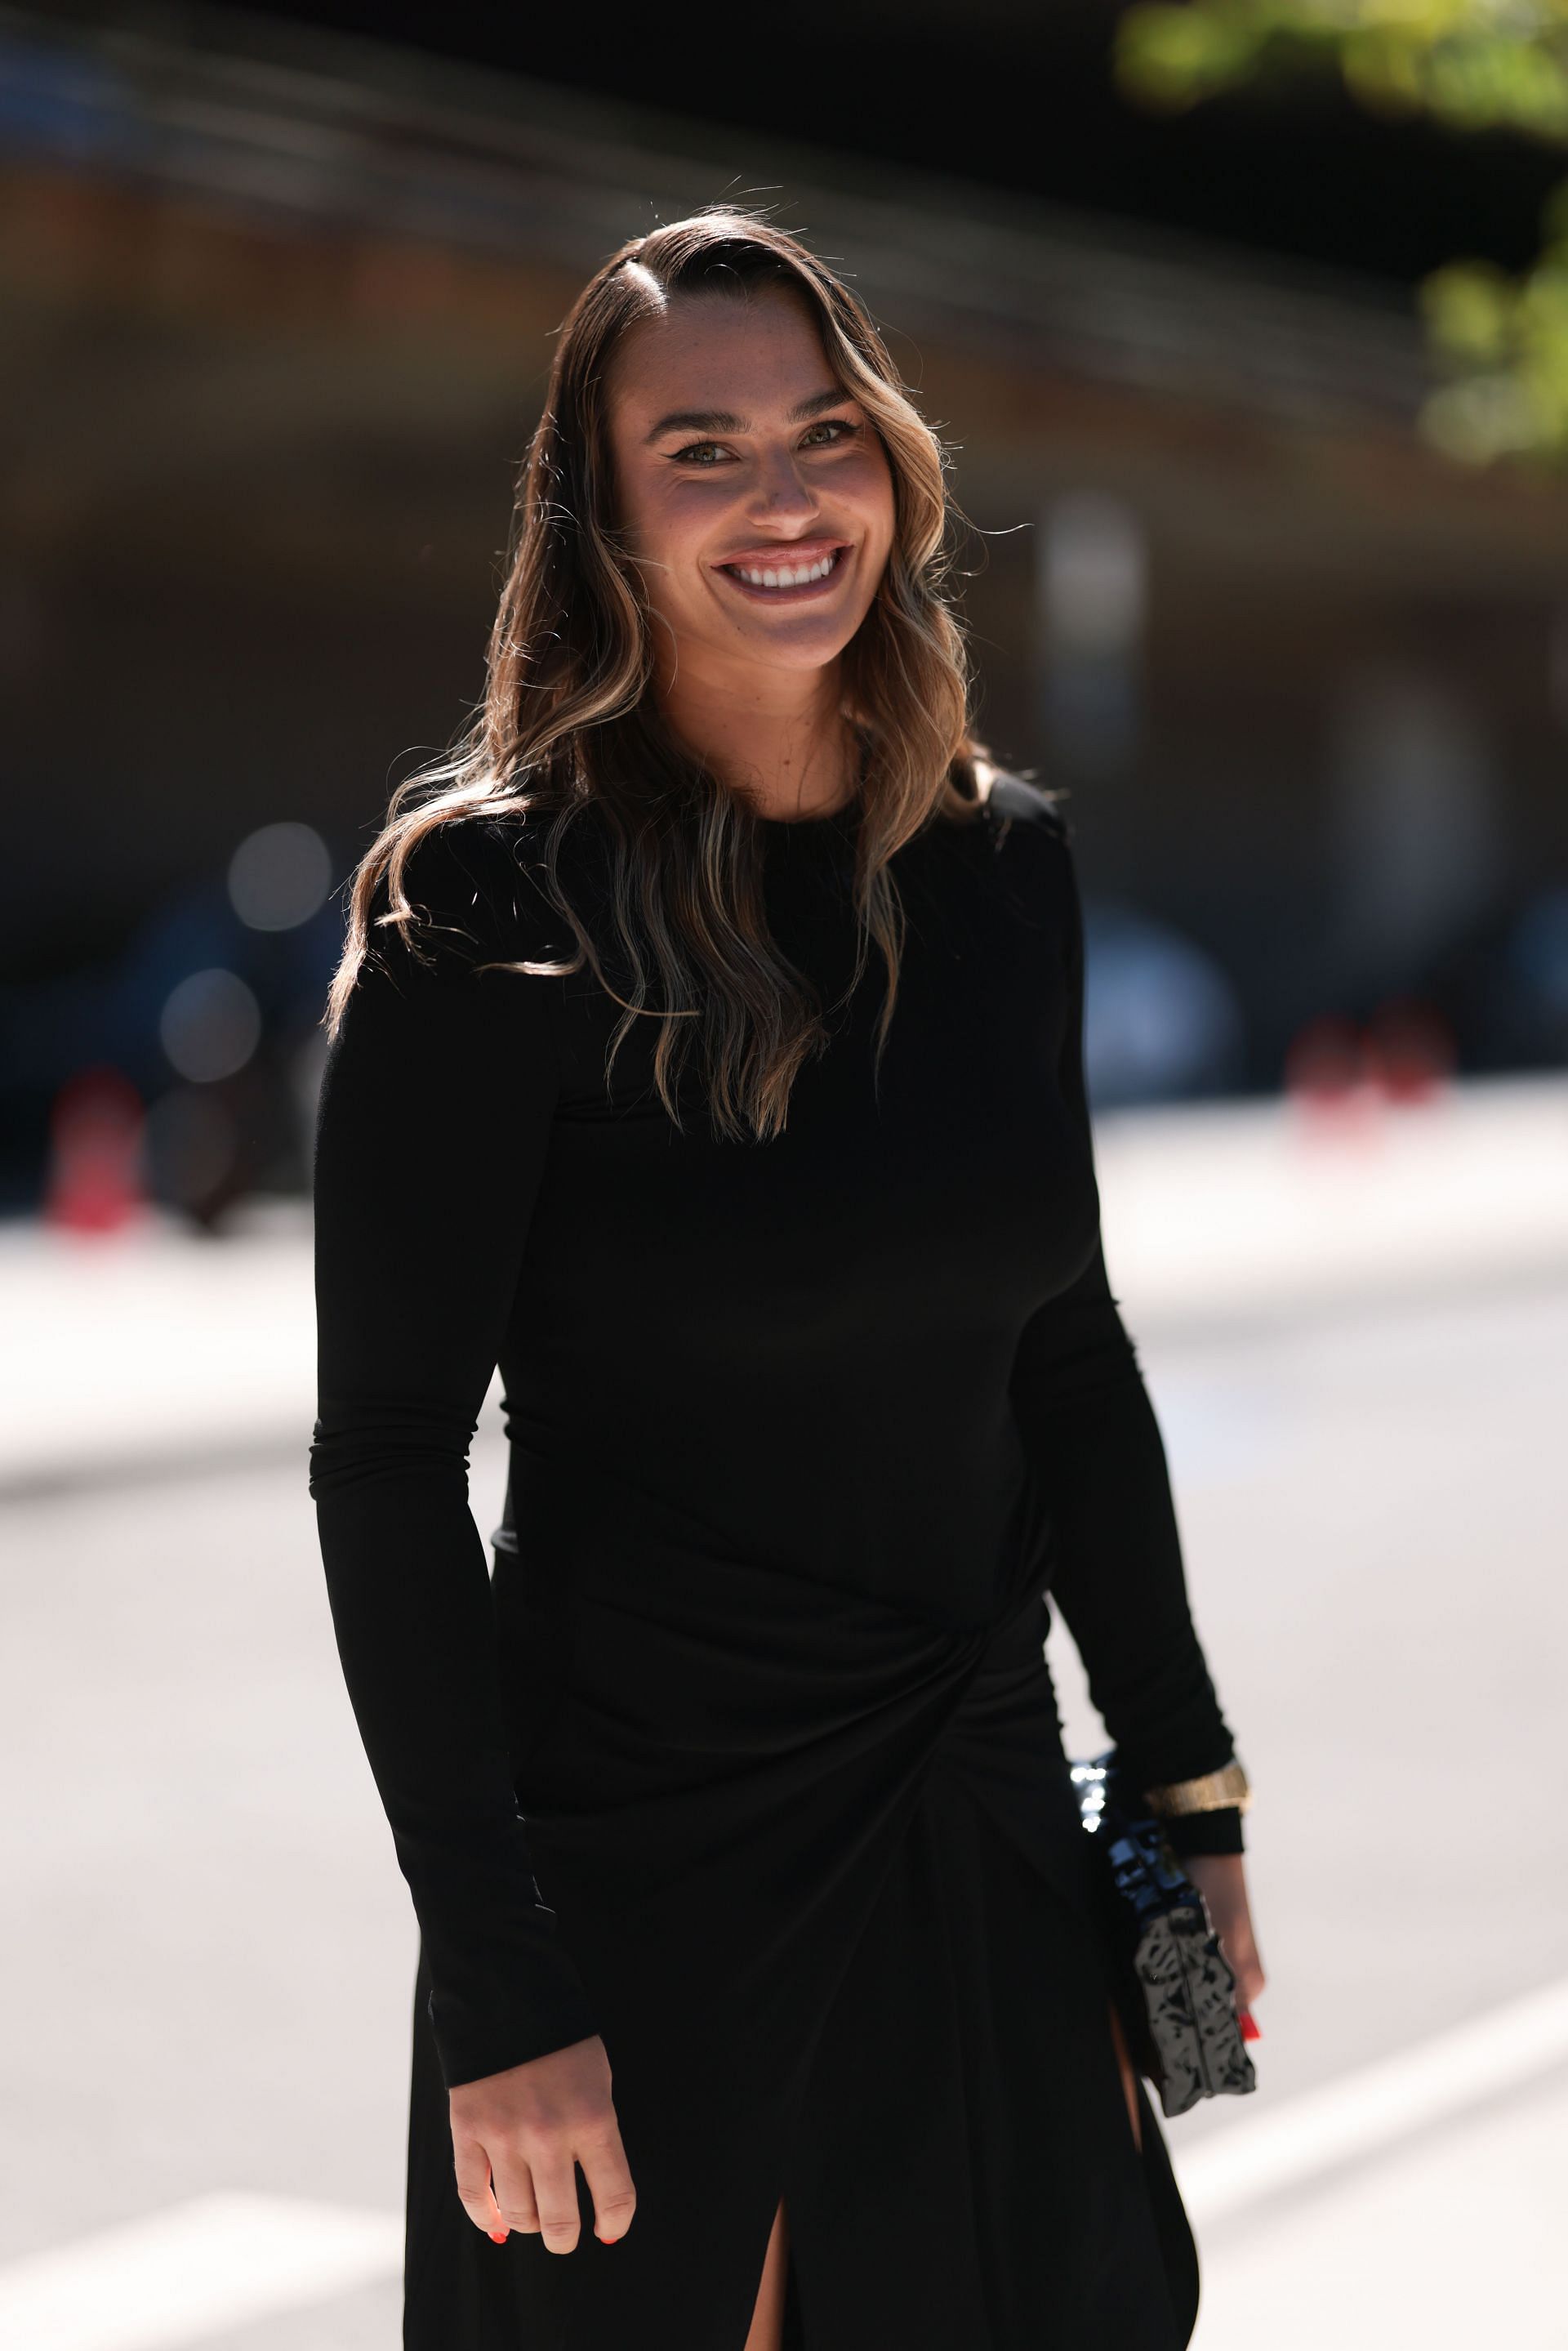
[452,2135,508,2237]
[577,2123,638,2243]
[1220,1924,1265,2009]
[527,2151,584,2255]
[489,2146,542,2237]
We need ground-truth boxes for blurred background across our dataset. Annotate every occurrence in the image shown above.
[2,2,1565,2345]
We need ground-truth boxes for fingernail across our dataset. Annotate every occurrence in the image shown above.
[489,2231,509,2244]
[1239,2009,1262,2042]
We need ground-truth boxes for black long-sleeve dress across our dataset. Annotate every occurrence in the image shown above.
[309,770,1243,2351]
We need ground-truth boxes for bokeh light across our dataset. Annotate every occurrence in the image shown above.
[158,967,262,1084]
[227,821,332,933]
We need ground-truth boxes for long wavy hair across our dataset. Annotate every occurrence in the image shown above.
[323,205,986,1140]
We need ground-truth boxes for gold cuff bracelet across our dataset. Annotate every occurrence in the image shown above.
[1143,1760,1252,1818]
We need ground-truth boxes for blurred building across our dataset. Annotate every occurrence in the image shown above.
[2,4,1566,1211]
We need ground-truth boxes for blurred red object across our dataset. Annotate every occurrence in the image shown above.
[1363,996,1455,1103]
[1284,1015,1369,1105]
[43,1067,149,1235]
[1285,1003,1455,1137]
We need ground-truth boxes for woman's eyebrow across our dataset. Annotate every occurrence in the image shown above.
[645,408,743,443]
[644,388,853,443]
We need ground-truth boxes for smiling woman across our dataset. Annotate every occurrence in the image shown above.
[624,360,886,627]
[309,204,1259,2351]
[320,211,976,1142]
[603,274,898,834]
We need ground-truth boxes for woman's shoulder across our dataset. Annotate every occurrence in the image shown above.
[366,804,576,975]
[970,759,1074,853]
[951,760,1079,907]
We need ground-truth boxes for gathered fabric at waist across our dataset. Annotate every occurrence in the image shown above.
[489,1497,1084,1915]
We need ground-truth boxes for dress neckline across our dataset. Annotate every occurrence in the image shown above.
[755,796,862,859]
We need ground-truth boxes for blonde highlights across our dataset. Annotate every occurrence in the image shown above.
[323,206,984,1141]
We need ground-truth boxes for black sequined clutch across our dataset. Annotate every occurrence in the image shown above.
[1071,1750,1257,2120]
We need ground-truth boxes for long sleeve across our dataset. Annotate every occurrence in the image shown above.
[1008,818,1244,1857]
[308,821,600,2088]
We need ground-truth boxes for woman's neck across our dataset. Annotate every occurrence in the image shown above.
[656,650,856,823]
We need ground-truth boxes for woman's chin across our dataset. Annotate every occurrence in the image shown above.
[724,604,872,671]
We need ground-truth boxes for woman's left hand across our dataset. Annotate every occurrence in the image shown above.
[1183,1853,1266,2011]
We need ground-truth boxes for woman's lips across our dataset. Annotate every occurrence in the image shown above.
[713,542,852,601]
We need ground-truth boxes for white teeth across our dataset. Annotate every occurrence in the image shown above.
[731,551,840,589]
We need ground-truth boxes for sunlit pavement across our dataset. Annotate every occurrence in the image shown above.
[2,1077,1566,2346]
[7,1074,1566,1499]
[1184,2064,1568,2349]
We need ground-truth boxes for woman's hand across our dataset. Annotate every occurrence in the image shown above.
[1184,1853,1267,2012]
[449,2033,636,2251]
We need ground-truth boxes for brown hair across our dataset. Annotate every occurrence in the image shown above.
[324,204,986,1140]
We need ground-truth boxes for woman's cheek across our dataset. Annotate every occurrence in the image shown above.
[840,444,895,511]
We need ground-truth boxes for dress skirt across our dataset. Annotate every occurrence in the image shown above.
[403,1520,1201,2351]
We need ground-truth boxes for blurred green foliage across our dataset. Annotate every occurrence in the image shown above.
[1116,1,1568,464]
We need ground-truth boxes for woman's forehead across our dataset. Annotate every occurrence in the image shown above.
[607,287,838,430]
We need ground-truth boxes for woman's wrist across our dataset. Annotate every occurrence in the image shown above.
[1161,1805,1245,1858]
[1143,1759,1251,1819]
[1132,1756,1250,1856]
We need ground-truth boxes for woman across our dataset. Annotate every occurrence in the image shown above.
[309,207,1263,2351]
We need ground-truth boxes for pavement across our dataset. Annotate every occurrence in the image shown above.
[7,1070,1566,1499]
[2,1070,1566,2347]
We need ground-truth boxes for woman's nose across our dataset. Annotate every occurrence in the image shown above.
[748,450,817,520]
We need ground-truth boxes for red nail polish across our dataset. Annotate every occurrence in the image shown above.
[489,2231,509,2244]
[1239,2009,1262,2042]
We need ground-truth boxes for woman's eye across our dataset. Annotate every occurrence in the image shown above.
[669,421,858,466]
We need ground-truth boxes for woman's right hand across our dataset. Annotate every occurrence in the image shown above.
[449,2034,636,2251]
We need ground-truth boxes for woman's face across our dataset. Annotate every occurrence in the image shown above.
[604,283,897,683]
